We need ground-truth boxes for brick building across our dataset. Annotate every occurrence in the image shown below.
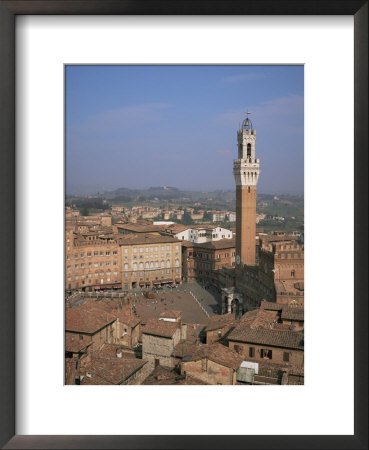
[65,228,121,292]
[65,305,118,351]
[181,238,235,284]
[180,342,243,385]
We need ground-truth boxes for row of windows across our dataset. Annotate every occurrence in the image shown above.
[67,271,118,281]
[67,261,118,269]
[233,345,290,362]
[71,250,118,258]
[123,259,179,270]
[123,245,179,254]
[123,268,179,278]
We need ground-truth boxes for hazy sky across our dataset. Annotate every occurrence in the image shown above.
[66,65,304,195]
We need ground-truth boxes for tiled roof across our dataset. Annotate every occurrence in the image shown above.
[205,313,235,332]
[81,345,146,385]
[188,342,243,370]
[142,365,210,385]
[65,306,116,334]
[142,318,179,338]
[116,233,179,245]
[260,301,283,311]
[239,309,279,329]
[281,307,304,321]
[159,309,182,320]
[172,340,199,358]
[193,238,236,250]
[65,332,92,353]
[228,326,304,350]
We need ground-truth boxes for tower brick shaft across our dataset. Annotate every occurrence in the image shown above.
[233,114,260,266]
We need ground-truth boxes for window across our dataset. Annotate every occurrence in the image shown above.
[113,250,118,255]
[133,248,137,253]
[124,263,128,270]
[261,349,272,359]
[106,251,110,256]
[124,248,128,254]
[139,248,143,253]
[87,252,91,257]
[291,270,295,278]
[100,262,104,267]
[80,253,84,258]
[94,251,98,256]
[106,262,110,266]
[100,251,104,256]
[81,263,85,269]
[113,261,117,266]
[234,345,243,354]
[283,352,290,362]
[249,347,255,357]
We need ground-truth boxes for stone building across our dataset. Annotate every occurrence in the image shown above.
[142,318,181,369]
[203,313,236,344]
[65,305,118,350]
[78,343,149,385]
[180,342,243,385]
[227,308,304,382]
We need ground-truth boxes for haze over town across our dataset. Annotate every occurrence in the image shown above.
[66,65,304,196]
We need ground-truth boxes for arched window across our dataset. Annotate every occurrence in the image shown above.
[139,262,143,270]
[124,263,128,270]
[175,259,179,267]
[247,143,251,157]
[145,262,149,269]
[166,260,170,268]
[161,260,165,268]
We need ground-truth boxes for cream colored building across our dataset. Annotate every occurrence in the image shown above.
[117,233,182,290]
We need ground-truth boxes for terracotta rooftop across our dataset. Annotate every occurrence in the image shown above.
[81,356,146,385]
[281,307,304,322]
[65,332,92,353]
[116,223,164,233]
[228,326,304,350]
[239,309,279,329]
[204,313,235,332]
[193,238,236,250]
[260,301,283,311]
[172,340,199,358]
[65,305,116,334]
[80,344,146,385]
[142,365,209,385]
[116,233,179,246]
[142,318,179,339]
[188,342,243,370]
[159,309,182,320]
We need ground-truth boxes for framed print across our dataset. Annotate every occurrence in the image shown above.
[0,1,367,449]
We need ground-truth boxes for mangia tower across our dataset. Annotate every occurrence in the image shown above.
[233,112,260,266]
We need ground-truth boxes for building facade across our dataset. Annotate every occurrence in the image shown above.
[118,234,182,290]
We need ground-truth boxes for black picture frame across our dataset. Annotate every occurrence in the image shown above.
[0,1,367,449]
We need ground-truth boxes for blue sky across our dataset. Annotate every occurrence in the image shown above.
[66,65,304,195]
